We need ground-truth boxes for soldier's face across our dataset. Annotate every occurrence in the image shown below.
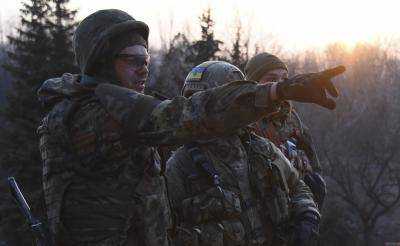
[114,45,150,93]
[259,68,288,84]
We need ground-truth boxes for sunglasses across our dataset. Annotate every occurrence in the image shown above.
[115,54,150,68]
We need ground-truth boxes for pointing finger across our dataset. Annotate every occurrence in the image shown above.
[319,98,336,110]
[324,80,339,98]
[321,65,346,79]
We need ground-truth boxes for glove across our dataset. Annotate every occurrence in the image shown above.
[304,172,327,209]
[277,66,345,110]
[292,212,320,246]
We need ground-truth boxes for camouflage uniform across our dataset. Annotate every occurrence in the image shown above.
[36,11,292,245]
[167,61,320,246]
[245,53,326,208]
[252,103,321,176]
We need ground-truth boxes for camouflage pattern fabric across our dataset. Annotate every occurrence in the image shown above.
[166,130,319,246]
[252,101,321,177]
[37,74,282,245]
[94,80,280,145]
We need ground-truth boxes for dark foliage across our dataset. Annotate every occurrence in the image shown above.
[0,0,77,244]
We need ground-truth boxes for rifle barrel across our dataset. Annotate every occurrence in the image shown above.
[8,177,35,223]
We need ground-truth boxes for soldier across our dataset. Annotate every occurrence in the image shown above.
[36,9,344,246]
[167,61,324,246]
[245,52,327,208]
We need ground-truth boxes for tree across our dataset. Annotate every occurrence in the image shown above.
[323,45,400,246]
[0,0,77,244]
[147,8,223,99]
[294,43,400,246]
[187,8,223,65]
[0,43,12,106]
[47,0,78,76]
[0,1,51,244]
[146,33,194,99]
[227,20,249,71]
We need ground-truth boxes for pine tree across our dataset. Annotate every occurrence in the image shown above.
[148,8,224,99]
[0,43,11,106]
[147,33,194,99]
[188,8,223,65]
[0,0,51,244]
[0,0,77,244]
[228,22,249,71]
[47,0,78,76]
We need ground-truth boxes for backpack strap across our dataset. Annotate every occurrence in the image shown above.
[185,142,222,191]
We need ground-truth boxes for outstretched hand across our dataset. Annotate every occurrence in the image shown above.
[277,65,346,109]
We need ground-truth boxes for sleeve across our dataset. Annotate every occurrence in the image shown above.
[271,143,320,219]
[288,174,320,219]
[292,110,322,173]
[95,80,278,146]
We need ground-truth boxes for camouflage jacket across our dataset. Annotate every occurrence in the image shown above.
[37,74,280,246]
[253,101,321,176]
[166,130,319,246]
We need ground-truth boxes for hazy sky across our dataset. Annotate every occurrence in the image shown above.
[2,0,400,52]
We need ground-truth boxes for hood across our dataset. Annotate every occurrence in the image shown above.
[37,73,94,107]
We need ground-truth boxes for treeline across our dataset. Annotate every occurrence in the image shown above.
[146,8,250,99]
[0,0,399,245]
[286,44,400,246]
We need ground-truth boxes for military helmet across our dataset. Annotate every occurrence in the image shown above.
[182,61,245,97]
[73,9,149,75]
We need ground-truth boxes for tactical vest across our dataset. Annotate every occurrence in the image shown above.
[38,98,82,238]
[174,134,291,246]
[174,141,246,246]
[240,131,292,245]
[38,95,167,245]
[254,103,312,178]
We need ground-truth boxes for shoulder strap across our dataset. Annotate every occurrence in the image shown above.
[185,142,222,190]
[291,109,306,136]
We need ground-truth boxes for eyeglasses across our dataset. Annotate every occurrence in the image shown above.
[115,54,150,69]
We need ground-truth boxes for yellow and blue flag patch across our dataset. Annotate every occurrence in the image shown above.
[186,66,207,82]
[186,61,219,82]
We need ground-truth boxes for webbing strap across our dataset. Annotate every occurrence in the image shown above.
[185,142,222,189]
